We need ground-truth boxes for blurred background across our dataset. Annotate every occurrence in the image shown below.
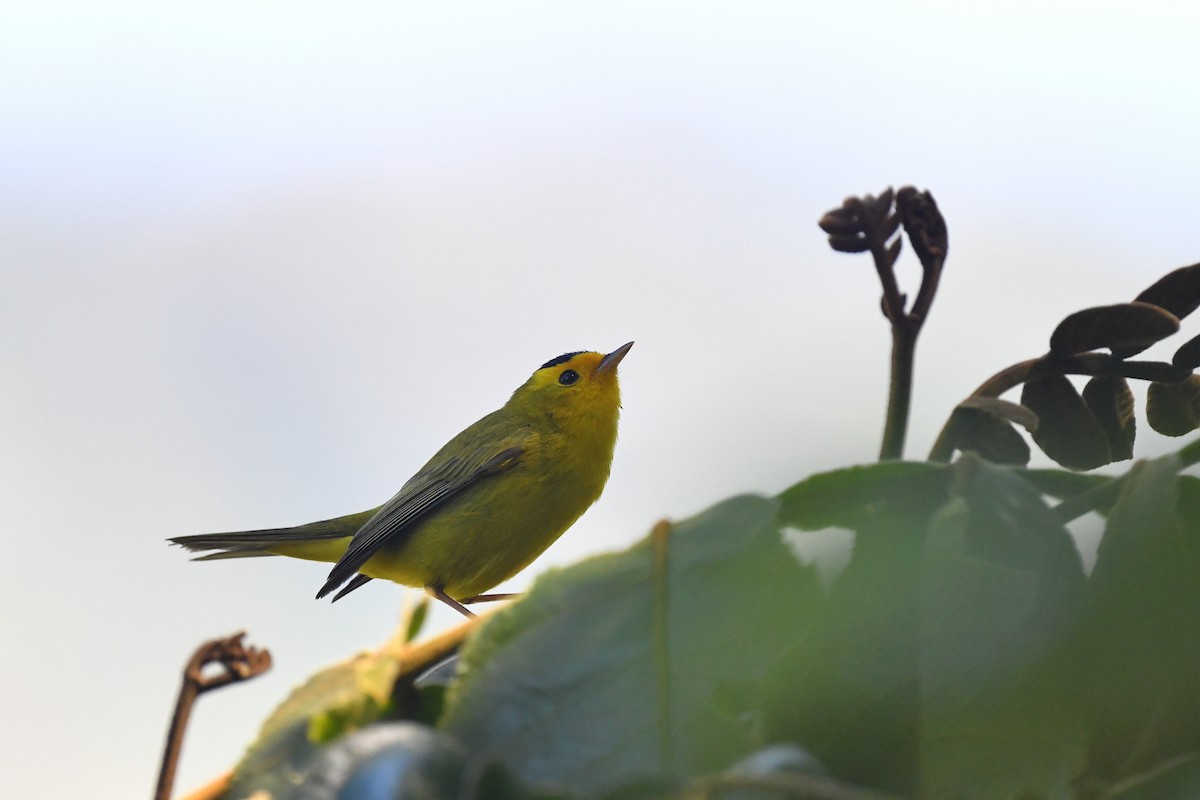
[3,1,1199,796]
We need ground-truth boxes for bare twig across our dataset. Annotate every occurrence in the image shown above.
[154,632,271,800]
[175,616,481,798]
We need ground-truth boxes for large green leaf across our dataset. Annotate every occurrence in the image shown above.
[441,495,822,797]
[777,461,950,531]
[227,626,410,798]
[1013,467,1112,504]
[1081,455,1200,779]
[916,481,1084,800]
[1103,755,1200,800]
[766,456,1086,797]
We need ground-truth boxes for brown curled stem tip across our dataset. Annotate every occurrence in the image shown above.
[819,189,905,321]
[895,186,947,322]
[186,631,273,691]
[154,632,272,800]
[819,187,948,461]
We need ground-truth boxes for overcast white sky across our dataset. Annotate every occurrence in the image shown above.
[4,2,1200,797]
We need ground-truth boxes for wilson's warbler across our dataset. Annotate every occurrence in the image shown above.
[171,342,633,617]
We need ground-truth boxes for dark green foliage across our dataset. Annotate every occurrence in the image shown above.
[1013,467,1112,504]
[1023,374,1114,470]
[441,496,823,797]
[1104,756,1200,800]
[220,453,1200,800]
[1147,377,1200,436]
[766,457,1087,798]
[1133,262,1200,321]
[1078,456,1200,780]
[232,722,468,800]
[1082,377,1137,461]
[777,460,950,531]
[225,631,411,798]
[1172,334,1200,370]
[1050,303,1179,359]
[197,193,1200,800]
[949,405,1033,465]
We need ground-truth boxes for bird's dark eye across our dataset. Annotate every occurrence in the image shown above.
[558,369,580,386]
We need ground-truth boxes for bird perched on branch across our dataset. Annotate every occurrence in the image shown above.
[171,342,633,617]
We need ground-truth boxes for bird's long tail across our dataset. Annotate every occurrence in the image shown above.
[169,508,376,563]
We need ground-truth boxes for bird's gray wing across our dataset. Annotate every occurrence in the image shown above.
[316,444,523,599]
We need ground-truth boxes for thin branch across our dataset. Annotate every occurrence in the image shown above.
[855,191,910,459]
[850,194,907,323]
[881,324,919,460]
[155,633,271,800]
[1051,477,1127,525]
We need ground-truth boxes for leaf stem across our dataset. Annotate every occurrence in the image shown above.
[1051,434,1200,524]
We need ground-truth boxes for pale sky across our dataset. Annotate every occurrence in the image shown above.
[4,2,1200,797]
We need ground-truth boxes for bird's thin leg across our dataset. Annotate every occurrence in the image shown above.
[426,585,477,618]
[460,593,520,605]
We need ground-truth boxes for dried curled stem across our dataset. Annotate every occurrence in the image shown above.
[820,186,948,460]
[154,632,272,800]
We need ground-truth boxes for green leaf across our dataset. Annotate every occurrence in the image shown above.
[404,596,430,644]
[766,456,1086,797]
[777,461,950,531]
[1174,474,1200,542]
[1012,467,1113,505]
[916,466,1086,800]
[301,723,467,800]
[441,495,823,797]
[228,626,410,796]
[1082,455,1200,778]
[1103,755,1200,800]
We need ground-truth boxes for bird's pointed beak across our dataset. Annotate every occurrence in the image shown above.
[595,341,634,376]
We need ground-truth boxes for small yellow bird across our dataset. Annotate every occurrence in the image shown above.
[171,342,633,617]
